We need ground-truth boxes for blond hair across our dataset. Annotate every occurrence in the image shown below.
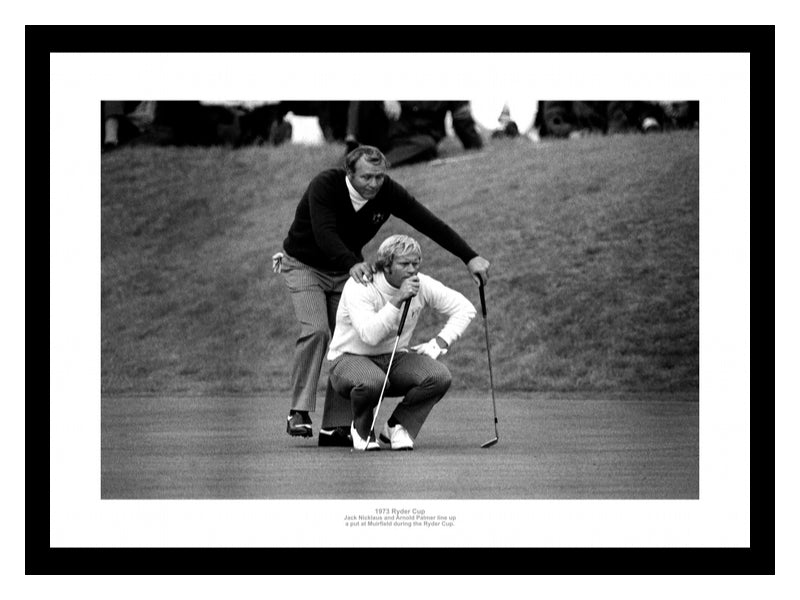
[375,235,421,271]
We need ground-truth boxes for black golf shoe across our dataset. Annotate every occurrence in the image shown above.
[286,411,312,437]
[318,425,352,447]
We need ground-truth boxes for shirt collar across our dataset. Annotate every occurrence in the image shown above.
[345,174,369,209]
[374,271,397,296]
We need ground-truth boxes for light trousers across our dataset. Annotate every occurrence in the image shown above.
[281,253,349,415]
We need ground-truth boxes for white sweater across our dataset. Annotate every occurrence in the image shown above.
[327,271,476,360]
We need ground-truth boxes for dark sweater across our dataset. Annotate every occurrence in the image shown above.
[283,168,478,272]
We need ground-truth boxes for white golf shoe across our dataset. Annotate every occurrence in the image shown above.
[350,422,380,451]
[379,422,414,451]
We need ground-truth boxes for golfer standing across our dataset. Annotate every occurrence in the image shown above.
[276,145,490,446]
[328,235,476,450]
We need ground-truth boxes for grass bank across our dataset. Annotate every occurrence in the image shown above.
[101,131,698,395]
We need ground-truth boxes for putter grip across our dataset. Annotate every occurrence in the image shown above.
[398,298,411,335]
[479,281,487,317]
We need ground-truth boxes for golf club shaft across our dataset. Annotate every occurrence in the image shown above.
[365,298,411,447]
[479,282,499,436]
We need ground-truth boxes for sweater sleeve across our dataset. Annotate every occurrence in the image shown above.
[387,180,479,265]
[307,174,361,270]
[345,284,403,347]
[419,274,477,347]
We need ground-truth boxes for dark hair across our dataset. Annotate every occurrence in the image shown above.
[344,145,388,173]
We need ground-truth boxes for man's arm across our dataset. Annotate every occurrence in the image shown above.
[420,274,477,347]
[410,274,476,360]
[344,284,404,347]
[388,180,491,285]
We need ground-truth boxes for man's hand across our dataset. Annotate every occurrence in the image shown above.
[383,101,402,121]
[411,337,448,360]
[467,256,491,286]
[272,252,285,273]
[349,262,375,285]
[393,275,420,305]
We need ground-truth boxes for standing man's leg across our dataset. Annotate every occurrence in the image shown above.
[281,255,334,436]
[319,384,355,444]
[344,101,362,153]
[319,286,356,446]
[450,101,484,150]
[344,101,390,152]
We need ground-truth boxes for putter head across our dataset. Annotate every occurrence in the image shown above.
[481,436,499,448]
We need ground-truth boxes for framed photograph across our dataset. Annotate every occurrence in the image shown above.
[38,23,772,579]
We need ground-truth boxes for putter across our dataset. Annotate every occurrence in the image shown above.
[362,297,412,451]
[479,281,499,448]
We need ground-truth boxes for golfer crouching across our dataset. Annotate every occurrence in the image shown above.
[327,235,476,451]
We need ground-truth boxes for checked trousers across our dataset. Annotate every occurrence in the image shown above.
[329,351,452,440]
[281,253,350,420]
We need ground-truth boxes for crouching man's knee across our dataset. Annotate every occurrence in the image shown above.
[427,364,452,395]
[353,377,385,400]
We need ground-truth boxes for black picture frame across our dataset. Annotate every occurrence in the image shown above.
[37,24,773,575]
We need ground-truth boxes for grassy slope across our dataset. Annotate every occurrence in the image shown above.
[101,131,698,395]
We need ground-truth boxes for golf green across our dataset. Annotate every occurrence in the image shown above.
[101,392,698,499]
